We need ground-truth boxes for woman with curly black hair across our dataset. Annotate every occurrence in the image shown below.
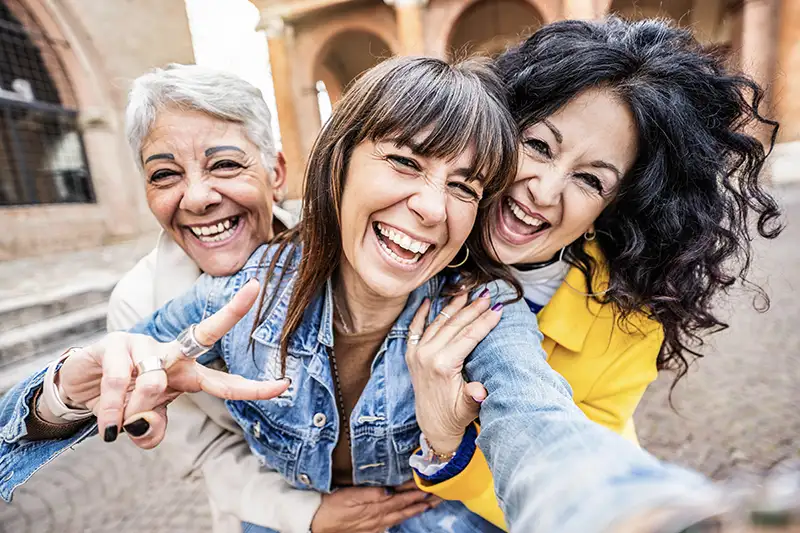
[408,16,783,530]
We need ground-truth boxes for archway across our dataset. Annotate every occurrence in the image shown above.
[447,0,543,58]
[608,0,693,21]
[0,0,93,206]
[312,29,392,122]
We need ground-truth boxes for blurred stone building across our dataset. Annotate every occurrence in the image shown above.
[254,0,800,198]
[0,0,194,260]
[2,0,798,260]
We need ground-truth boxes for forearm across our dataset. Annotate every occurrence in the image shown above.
[0,366,97,502]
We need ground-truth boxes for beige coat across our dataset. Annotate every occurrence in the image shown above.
[107,206,320,533]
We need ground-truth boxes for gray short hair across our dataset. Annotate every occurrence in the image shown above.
[125,64,278,172]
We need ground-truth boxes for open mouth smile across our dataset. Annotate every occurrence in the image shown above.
[185,215,242,245]
[495,197,551,245]
[373,222,435,268]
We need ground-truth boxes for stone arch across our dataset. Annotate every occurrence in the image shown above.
[608,0,693,24]
[0,0,94,205]
[444,0,544,58]
[313,29,394,105]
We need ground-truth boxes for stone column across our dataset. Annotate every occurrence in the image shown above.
[689,0,725,44]
[563,0,610,19]
[386,0,427,55]
[774,0,800,143]
[740,0,777,145]
[261,16,305,199]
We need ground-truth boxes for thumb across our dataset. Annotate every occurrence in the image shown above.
[461,381,486,416]
[194,278,261,346]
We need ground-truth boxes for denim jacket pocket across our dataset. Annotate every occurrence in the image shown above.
[243,326,303,406]
[227,399,304,478]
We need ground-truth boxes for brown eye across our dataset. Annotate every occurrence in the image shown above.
[149,169,180,183]
[448,181,480,201]
[387,155,421,172]
[210,160,244,172]
[575,173,604,194]
[523,139,551,158]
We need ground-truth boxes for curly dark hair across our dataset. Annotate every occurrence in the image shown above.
[495,17,783,385]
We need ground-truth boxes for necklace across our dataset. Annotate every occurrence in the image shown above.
[328,348,352,452]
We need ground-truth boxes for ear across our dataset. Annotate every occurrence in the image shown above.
[271,152,288,202]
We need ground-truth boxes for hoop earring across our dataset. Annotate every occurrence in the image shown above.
[584,229,596,241]
[557,247,566,262]
[447,247,470,268]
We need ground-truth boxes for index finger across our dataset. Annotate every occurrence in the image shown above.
[194,278,261,346]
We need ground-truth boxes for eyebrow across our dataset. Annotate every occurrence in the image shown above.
[542,119,563,144]
[144,153,174,164]
[589,160,622,180]
[205,145,245,157]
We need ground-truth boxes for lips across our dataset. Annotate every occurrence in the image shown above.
[495,196,551,246]
[184,215,244,247]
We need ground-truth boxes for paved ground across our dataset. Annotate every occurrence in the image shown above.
[0,186,798,532]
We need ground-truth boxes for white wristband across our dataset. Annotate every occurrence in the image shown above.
[41,349,94,422]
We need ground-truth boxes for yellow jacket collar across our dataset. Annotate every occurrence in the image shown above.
[537,244,609,353]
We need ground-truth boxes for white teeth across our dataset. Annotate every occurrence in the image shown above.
[377,236,421,265]
[190,216,239,243]
[375,222,431,255]
[506,198,544,228]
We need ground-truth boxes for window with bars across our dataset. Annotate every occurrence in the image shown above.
[0,0,94,206]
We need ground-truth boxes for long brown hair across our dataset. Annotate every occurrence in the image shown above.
[251,56,520,372]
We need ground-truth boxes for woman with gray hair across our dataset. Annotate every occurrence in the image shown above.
[6,64,435,533]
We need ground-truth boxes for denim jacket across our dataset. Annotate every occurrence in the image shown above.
[0,242,721,533]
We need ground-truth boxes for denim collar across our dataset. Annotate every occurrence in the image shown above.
[257,264,447,358]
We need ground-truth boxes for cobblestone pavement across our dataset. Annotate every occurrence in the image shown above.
[1,187,798,533]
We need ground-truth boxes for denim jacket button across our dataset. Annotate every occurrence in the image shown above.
[312,413,327,427]
[298,473,311,485]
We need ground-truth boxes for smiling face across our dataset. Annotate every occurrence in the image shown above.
[142,108,285,276]
[338,136,484,300]
[490,88,638,265]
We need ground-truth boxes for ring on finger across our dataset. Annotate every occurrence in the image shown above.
[136,356,165,375]
[176,323,213,359]
[439,311,452,320]
[407,332,422,345]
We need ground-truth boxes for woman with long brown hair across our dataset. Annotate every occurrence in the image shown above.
[1,55,725,533]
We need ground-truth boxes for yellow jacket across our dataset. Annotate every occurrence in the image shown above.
[414,257,664,530]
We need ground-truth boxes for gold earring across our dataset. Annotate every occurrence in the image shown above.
[448,247,470,268]
[584,229,596,241]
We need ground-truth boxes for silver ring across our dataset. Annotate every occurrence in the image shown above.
[136,356,165,375]
[176,324,213,359]
[407,333,422,345]
[439,311,452,320]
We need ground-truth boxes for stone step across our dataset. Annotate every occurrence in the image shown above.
[0,303,108,372]
[0,280,117,334]
[0,332,105,394]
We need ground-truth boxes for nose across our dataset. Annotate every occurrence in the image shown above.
[526,167,565,208]
[407,182,447,226]
[179,175,222,214]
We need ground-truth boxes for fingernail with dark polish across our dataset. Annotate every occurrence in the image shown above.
[491,302,504,312]
[123,418,150,437]
[479,288,490,298]
[281,377,292,386]
[103,425,118,443]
